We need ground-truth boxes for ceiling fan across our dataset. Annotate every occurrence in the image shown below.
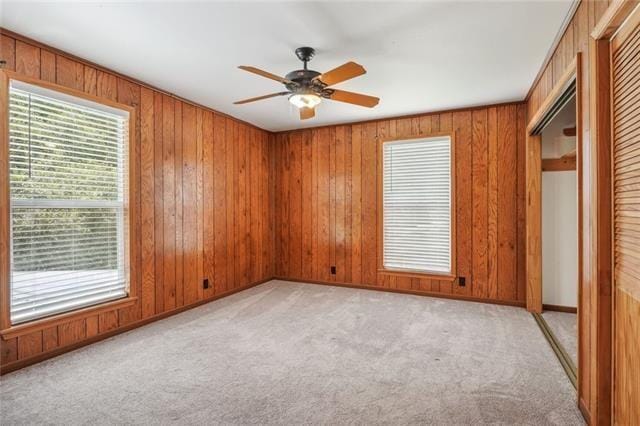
[234,47,379,120]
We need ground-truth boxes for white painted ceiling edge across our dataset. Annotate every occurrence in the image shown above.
[1,1,575,132]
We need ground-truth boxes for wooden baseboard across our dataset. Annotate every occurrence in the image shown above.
[543,303,578,313]
[0,277,273,375]
[274,276,526,308]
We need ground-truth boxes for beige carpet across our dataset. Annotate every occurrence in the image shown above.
[1,280,584,425]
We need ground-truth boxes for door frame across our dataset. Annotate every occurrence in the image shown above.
[525,53,582,315]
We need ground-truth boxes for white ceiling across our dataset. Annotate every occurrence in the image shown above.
[1,1,574,132]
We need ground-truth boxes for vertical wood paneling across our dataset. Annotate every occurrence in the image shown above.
[335,126,347,283]
[202,111,214,297]
[40,51,55,83]
[361,123,377,285]
[182,104,198,304]
[318,128,331,281]
[17,331,42,359]
[96,71,117,101]
[153,92,165,313]
[213,115,227,292]
[497,105,517,301]
[289,132,302,279]
[83,66,97,96]
[55,55,83,90]
[235,125,247,285]
[1,338,17,365]
[472,109,488,298]
[453,111,472,296]
[344,128,353,283]
[262,132,272,278]
[487,107,499,299]
[195,109,204,298]
[58,319,86,347]
[249,129,260,283]
[86,315,99,338]
[311,130,319,280]
[329,127,337,281]
[174,102,184,307]
[273,104,526,305]
[516,105,527,302]
[15,41,39,78]
[42,327,58,352]
[162,95,176,310]
[225,119,236,289]
[2,38,273,370]
[350,125,363,284]
[98,310,118,334]
[1,35,16,71]
[301,131,314,278]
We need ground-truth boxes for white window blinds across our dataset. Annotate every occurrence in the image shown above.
[9,80,129,324]
[382,136,452,274]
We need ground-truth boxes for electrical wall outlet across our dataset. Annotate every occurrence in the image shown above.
[459,277,466,287]
[203,278,210,289]
[330,266,336,275]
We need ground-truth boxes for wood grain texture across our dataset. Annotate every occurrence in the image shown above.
[525,134,542,314]
[611,12,640,424]
[273,103,526,304]
[541,157,577,171]
[0,35,273,371]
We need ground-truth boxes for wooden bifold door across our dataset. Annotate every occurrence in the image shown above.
[611,6,640,423]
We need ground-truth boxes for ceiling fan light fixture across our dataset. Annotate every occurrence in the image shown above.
[234,48,379,119]
[289,93,321,109]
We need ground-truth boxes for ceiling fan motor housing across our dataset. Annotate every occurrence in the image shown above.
[286,47,327,95]
[285,69,323,93]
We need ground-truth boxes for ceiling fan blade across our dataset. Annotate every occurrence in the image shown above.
[233,92,290,105]
[327,89,379,108]
[317,62,366,86]
[238,66,293,85]
[300,106,315,120]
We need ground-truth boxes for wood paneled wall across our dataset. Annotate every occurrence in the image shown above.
[272,103,527,305]
[0,33,274,371]
[525,0,612,422]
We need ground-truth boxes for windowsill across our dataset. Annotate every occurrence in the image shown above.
[1,296,137,340]
[378,268,457,282]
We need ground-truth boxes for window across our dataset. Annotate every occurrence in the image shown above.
[8,79,130,324]
[382,135,454,275]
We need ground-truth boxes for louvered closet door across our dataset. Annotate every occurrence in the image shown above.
[611,10,640,424]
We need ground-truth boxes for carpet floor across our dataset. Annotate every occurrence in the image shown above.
[1,280,584,425]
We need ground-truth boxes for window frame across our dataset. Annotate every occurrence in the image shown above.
[377,131,457,281]
[0,70,137,338]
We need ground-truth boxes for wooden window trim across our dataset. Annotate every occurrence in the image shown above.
[376,269,457,282]
[0,296,137,340]
[376,131,457,279]
[0,70,138,335]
